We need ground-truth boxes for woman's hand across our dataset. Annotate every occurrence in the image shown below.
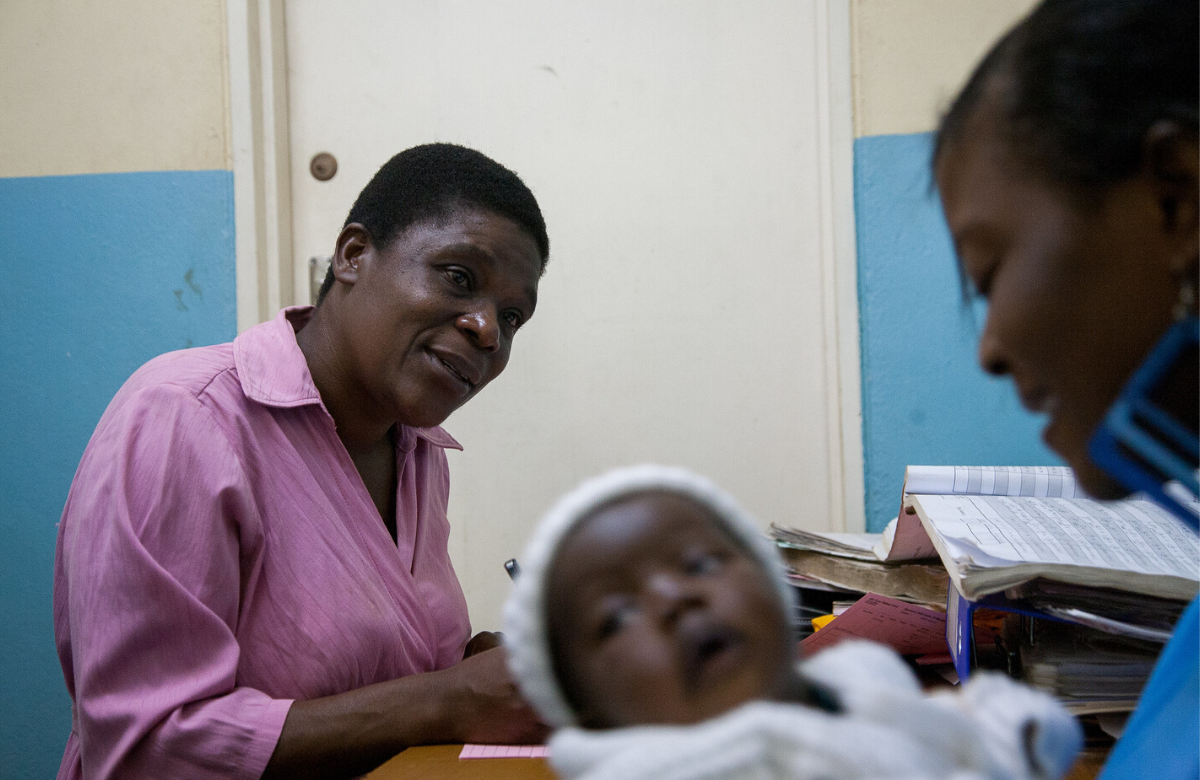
[262,645,547,780]
[440,645,549,744]
[463,630,504,658]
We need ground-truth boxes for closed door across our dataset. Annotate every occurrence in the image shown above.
[286,0,860,627]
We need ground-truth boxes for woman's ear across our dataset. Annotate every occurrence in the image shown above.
[331,223,374,286]
[1144,122,1199,278]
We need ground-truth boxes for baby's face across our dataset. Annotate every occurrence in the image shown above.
[546,491,793,728]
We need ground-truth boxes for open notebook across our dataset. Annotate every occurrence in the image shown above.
[772,466,1080,563]
[773,465,1199,600]
[900,466,1199,600]
[880,466,1083,562]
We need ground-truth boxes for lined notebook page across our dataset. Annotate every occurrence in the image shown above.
[459,744,550,759]
[905,466,1079,499]
[918,494,1198,576]
[879,466,1080,562]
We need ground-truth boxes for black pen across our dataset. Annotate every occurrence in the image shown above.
[504,558,521,580]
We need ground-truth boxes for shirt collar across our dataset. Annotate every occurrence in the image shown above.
[234,306,324,408]
[397,424,464,453]
[234,306,463,452]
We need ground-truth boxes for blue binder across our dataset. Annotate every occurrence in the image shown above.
[945,581,1071,682]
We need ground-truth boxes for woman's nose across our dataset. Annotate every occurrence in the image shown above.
[977,315,1010,377]
[456,309,500,352]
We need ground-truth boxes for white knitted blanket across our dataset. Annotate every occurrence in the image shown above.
[547,642,1082,780]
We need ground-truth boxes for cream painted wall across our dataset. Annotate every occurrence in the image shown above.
[849,0,1039,138]
[0,0,230,178]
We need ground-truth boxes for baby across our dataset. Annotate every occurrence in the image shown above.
[503,465,1083,780]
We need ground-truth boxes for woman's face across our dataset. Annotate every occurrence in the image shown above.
[546,492,793,729]
[936,107,1196,497]
[333,207,542,429]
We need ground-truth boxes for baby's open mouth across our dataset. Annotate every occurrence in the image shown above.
[680,622,744,689]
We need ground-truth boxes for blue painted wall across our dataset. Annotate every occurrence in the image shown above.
[0,170,236,778]
[853,132,1062,531]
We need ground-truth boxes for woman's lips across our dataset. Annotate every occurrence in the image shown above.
[1017,387,1063,447]
[427,349,476,392]
[1018,386,1060,416]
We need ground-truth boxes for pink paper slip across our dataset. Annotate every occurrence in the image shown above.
[799,592,947,656]
[914,652,954,666]
[459,744,550,759]
[884,511,938,561]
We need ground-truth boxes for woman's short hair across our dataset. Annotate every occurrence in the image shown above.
[318,143,549,304]
[933,0,1199,189]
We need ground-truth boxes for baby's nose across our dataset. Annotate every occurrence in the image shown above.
[646,572,704,621]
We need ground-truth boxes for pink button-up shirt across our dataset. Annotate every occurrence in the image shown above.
[53,306,471,780]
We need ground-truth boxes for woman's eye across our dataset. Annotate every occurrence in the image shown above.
[970,268,994,299]
[503,311,524,330]
[446,269,472,289]
[963,254,1000,299]
[597,604,636,640]
[684,551,723,576]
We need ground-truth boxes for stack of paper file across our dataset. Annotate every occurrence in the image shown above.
[1017,618,1162,715]
[771,465,1199,717]
[895,465,1198,714]
[767,522,949,654]
[775,546,949,608]
[1006,579,1187,643]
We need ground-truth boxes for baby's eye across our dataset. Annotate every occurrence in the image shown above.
[597,603,637,640]
[683,550,723,576]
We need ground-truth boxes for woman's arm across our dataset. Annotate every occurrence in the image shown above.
[60,385,540,780]
[59,386,293,780]
[262,646,546,780]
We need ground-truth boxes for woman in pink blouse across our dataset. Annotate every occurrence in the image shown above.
[54,144,550,779]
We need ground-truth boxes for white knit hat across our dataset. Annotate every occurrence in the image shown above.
[503,464,798,728]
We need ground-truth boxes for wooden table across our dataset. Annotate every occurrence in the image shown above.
[367,745,556,779]
[1063,747,1109,780]
[367,742,1107,779]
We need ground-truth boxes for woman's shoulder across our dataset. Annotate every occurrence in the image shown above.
[72,344,250,499]
[126,342,237,395]
[95,342,244,436]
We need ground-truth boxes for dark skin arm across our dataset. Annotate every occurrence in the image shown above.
[463,631,504,657]
[261,646,545,780]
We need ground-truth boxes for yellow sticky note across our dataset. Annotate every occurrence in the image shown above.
[811,614,837,632]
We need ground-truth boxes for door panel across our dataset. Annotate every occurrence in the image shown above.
[288,0,838,628]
